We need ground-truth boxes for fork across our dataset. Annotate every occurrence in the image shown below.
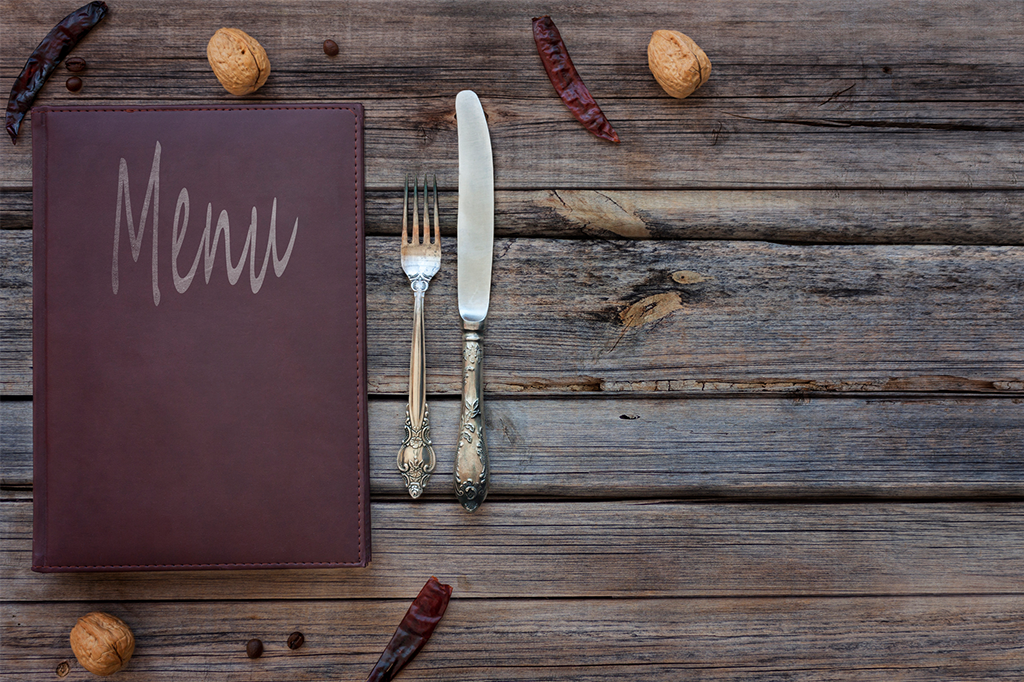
[397,174,441,498]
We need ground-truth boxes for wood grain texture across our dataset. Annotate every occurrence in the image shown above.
[6,397,1024,501]
[1,1,1022,189]
[473,188,1024,245]
[1,0,1021,102]
[7,187,1023,243]
[5,231,1023,396]
[0,191,32,230]
[2,597,1023,681]
[4,100,1021,191]
[3,500,1023,601]
[2,0,1022,89]
[2,1,1022,679]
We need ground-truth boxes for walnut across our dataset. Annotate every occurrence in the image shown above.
[207,28,270,95]
[69,612,135,676]
[647,30,711,99]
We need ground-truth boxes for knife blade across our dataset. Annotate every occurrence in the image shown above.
[454,90,494,512]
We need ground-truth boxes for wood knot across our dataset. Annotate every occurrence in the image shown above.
[671,270,713,284]
[619,292,684,327]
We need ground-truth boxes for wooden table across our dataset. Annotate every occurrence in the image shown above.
[2,1,1023,679]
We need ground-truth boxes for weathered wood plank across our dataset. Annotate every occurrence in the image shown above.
[4,232,1022,396]
[6,188,1023,244]
[5,397,1024,501]
[2,1,1022,189]
[1,0,1020,99]
[1,401,32,498]
[0,229,31,395]
[0,191,32,230]
[4,100,1021,191]
[481,188,1024,245]
[2,596,1023,680]
[3,500,1022,601]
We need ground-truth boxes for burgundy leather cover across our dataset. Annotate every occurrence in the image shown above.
[32,104,369,571]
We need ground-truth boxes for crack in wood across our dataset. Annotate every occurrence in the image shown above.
[724,110,1021,133]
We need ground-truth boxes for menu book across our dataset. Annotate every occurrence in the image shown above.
[32,104,369,571]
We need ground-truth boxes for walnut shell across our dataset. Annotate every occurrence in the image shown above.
[69,612,135,676]
[207,27,270,95]
[647,30,711,99]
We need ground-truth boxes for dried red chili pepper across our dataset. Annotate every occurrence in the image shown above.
[532,15,619,143]
[5,1,109,144]
[365,576,453,682]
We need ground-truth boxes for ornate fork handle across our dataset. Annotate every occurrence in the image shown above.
[397,174,440,499]
[397,276,437,498]
[454,320,488,511]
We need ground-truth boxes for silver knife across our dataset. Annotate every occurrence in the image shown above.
[454,90,494,512]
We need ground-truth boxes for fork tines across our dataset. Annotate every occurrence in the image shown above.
[403,173,439,248]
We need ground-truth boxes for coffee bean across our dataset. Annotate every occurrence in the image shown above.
[323,39,339,57]
[65,56,87,72]
[65,77,83,92]
[246,638,263,659]
[287,631,305,650]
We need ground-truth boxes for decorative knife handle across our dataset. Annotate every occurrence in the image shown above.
[397,288,436,498]
[455,322,488,511]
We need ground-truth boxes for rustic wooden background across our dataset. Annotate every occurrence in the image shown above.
[2,0,1023,679]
